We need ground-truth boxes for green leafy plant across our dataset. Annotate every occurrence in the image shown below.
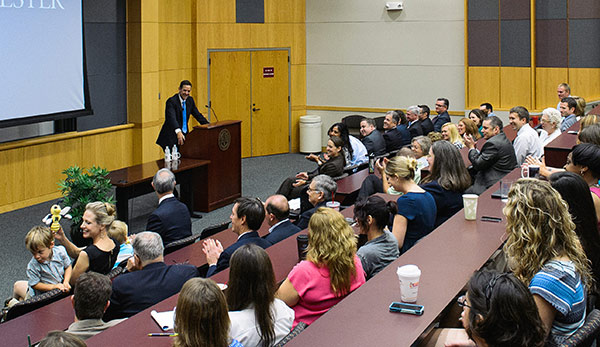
[58,166,114,246]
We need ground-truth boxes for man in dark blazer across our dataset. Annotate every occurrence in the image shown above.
[156,80,209,150]
[203,197,271,277]
[416,104,434,135]
[432,98,451,132]
[464,116,518,195]
[406,106,424,139]
[263,194,301,244]
[382,110,411,152]
[359,118,386,155]
[146,168,192,246]
[103,232,198,320]
[295,175,337,230]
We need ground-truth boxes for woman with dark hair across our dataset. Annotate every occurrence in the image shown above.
[174,278,243,347]
[564,143,600,221]
[550,171,600,286]
[227,244,294,347]
[420,141,472,228]
[277,208,365,327]
[353,196,399,280]
[276,136,346,201]
[428,270,546,347]
[327,122,368,166]
[468,109,486,137]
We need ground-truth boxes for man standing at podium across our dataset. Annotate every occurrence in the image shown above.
[156,80,209,150]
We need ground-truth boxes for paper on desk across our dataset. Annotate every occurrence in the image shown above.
[151,308,175,331]
[288,198,301,211]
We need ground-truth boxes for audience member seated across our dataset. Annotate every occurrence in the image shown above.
[382,155,436,252]
[382,110,411,152]
[66,272,125,339]
[263,195,301,244]
[406,105,424,138]
[294,175,337,230]
[417,104,434,135]
[539,107,562,146]
[12,225,72,303]
[425,270,545,347]
[559,97,578,132]
[227,245,294,347]
[420,141,472,228]
[457,117,481,141]
[574,96,586,120]
[564,143,600,223]
[468,109,485,137]
[145,168,192,246]
[503,179,591,345]
[277,136,344,201]
[411,135,432,170]
[103,231,198,320]
[353,196,399,280]
[327,122,368,167]
[479,102,496,117]
[432,98,451,132]
[509,106,543,165]
[581,114,600,131]
[441,123,464,149]
[174,278,243,347]
[203,197,271,277]
[359,117,386,156]
[38,331,87,347]
[107,220,133,269]
[54,202,119,285]
[276,208,365,327]
[550,172,600,286]
[464,116,517,195]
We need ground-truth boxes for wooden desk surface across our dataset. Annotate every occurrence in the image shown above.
[108,158,210,187]
[544,121,579,167]
[286,169,517,347]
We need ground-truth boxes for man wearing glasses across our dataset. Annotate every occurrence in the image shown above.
[432,98,451,132]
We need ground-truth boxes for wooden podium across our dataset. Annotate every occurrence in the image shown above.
[179,120,242,212]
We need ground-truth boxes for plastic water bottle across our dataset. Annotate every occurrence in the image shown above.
[164,146,172,162]
[172,145,181,160]
[368,153,375,174]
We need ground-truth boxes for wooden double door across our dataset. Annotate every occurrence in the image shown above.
[209,49,290,158]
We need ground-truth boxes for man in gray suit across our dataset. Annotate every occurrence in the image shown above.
[464,116,518,195]
[359,118,386,156]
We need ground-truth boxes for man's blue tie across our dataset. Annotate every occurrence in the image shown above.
[182,100,187,133]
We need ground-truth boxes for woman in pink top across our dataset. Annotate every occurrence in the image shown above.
[276,208,366,327]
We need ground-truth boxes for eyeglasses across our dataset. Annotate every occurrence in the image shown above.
[435,104,445,107]
[307,187,320,193]
[457,295,471,309]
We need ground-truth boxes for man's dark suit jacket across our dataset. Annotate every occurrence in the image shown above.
[417,118,434,135]
[432,111,451,132]
[156,93,209,149]
[295,201,327,230]
[103,262,198,320]
[206,231,271,277]
[361,130,386,156]
[465,132,518,195]
[383,125,411,152]
[264,220,301,245]
[146,197,192,246]
[407,121,424,139]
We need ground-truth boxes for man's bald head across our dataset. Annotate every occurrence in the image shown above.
[265,194,290,226]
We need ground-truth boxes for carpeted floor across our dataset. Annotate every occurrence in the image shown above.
[0,152,312,298]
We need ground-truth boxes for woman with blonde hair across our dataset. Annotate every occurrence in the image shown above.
[503,179,591,346]
[54,201,119,285]
[174,278,243,347]
[441,123,464,149]
[383,156,436,253]
[277,208,365,327]
[457,117,481,141]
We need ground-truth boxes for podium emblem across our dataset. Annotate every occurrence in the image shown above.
[218,129,231,151]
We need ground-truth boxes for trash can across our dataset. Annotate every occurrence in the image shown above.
[299,115,322,153]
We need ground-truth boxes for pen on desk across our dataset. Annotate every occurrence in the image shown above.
[481,216,502,222]
[148,332,179,337]
[28,335,31,347]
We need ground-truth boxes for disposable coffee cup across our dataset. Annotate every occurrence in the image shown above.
[296,234,309,261]
[397,265,421,302]
[326,201,340,211]
[462,194,478,220]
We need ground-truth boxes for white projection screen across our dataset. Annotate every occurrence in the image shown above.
[0,0,91,128]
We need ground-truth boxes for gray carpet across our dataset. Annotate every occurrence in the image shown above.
[0,153,311,298]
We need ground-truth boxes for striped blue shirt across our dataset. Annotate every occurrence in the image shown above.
[529,260,586,346]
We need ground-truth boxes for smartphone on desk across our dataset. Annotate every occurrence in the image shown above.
[389,302,424,315]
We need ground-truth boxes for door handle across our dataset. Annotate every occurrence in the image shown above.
[252,107,261,112]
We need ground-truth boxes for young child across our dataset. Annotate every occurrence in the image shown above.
[12,225,72,301]
[107,220,133,269]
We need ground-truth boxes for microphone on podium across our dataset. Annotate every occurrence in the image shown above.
[205,104,219,123]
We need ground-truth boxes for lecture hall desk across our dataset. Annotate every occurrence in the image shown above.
[543,121,579,168]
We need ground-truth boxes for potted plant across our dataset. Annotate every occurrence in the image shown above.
[58,166,114,247]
